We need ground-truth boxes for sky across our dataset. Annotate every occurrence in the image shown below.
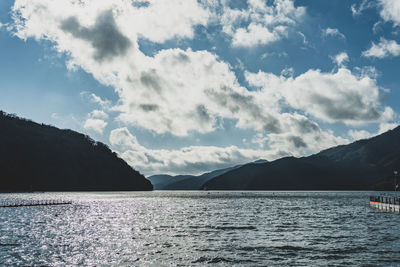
[0,0,399,176]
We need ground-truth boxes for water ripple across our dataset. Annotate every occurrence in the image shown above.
[1,191,400,266]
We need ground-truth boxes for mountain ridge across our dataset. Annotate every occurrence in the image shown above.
[202,126,400,190]
[148,159,268,190]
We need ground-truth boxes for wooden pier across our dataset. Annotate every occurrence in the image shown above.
[0,199,72,208]
[370,196,400,213]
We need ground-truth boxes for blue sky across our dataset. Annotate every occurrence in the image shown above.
[0,0,399,176]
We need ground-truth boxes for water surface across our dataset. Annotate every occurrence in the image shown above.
[1,191,399,266]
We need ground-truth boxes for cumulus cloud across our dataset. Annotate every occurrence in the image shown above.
[379,0,400,26]
[348,122,398,141]
[10,0,323,139]
[110,127,267,175]
[83,118,107,134]
[12,0,209,43]
[12,0,299,137]
[378,122,398,133]
[232,23,282,47]
[219,0,306,47]
[255,113,348,158]
[322,28,346,40]
[331,52,349,67]
[348,129,374,141]
[246,67,394,125]
[83,107,110,134]
[362,38,400,58]
[11,0,229,136]
[9,0,395,174]
[89,109,109,120]
[116,48,258,136]
[110,126,347,176]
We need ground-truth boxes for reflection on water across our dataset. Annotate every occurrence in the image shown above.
[1,191,400,265]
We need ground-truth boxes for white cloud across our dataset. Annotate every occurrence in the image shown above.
[115,48,251,136]
[256,113,348,156]
[11,0,209,43]
[83,118,107,134]
[83,108,110,134]
[220,0,305,47]
[246,67,394,125]
[378,122,398,133]
[348,122,398,141]
[362,38,400,58]
[10,0,396,174]
[13,0,273,136]
[322,28,346,40]
[89,109,108,120]
[351,0,375,17]
[109,126,347,176]
[348,129,374,141]
[379,0,400,26]
[110,127,266,175]
[10,0,317,139]
[331,52,349,67]
[232,23,281,47]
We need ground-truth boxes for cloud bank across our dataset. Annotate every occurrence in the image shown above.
[9,0,396,175]
[245,68,393,125]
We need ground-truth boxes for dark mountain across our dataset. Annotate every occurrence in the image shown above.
[162,165,239,190]
[147,174,193,190]
[148,160,268,190]
[202,127,400,190]
[0,111,152,191]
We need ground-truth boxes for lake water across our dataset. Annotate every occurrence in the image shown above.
[1,191,399,266]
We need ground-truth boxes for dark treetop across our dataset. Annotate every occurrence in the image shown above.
[0,111,152,192]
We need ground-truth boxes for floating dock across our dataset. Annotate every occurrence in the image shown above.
[0,200,72,208]
[370,196,400,213]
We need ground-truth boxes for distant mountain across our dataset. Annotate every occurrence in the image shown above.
[202,127,400,190]
[147,174,193,190]
[162,165,239,190]
[148,159,268,190]
[0,111,152,191]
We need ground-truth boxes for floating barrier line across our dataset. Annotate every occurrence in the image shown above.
[0,200,72,208]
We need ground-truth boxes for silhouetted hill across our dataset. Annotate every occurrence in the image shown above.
[148,160,268,190]
[202,127,400,190]
[0,111,152,191]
